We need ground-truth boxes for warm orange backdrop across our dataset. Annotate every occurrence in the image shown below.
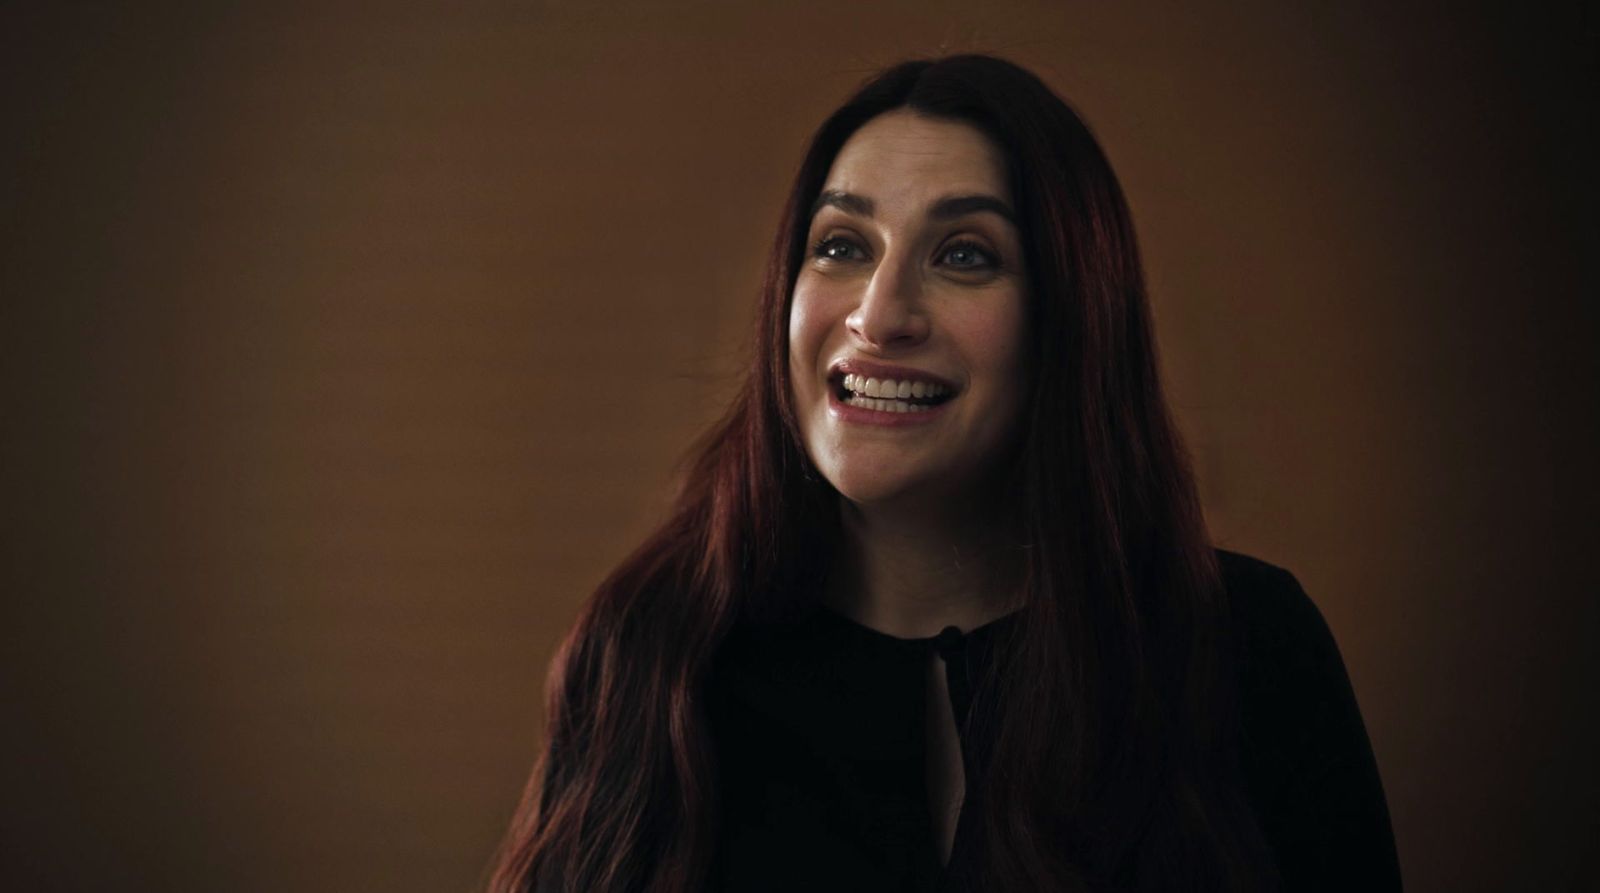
[3,3,1594,891]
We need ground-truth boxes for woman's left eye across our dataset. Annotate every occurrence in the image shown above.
[813,236,866,262]
[940,242,996,269]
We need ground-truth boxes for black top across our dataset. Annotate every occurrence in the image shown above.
[705,550,1401,891]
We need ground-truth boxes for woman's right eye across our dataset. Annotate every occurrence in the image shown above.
[812,236,865,262]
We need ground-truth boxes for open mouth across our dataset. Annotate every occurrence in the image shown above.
[829,371,956,414]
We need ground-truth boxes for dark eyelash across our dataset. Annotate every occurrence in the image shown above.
[943,240,998,267]
[810,236,997,267]
[811,236,861,260]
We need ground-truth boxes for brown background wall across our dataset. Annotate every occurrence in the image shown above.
[2,2,1594,891]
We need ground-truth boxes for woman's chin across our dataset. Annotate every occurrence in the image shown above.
[827,470,960,513]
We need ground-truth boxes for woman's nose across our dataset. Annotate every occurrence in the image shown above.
[845,254,929,349]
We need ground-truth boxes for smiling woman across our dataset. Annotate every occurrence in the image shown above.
[791,111,1028,530]
[488,55,1400,892]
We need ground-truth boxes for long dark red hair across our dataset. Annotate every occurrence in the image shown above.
[489,54,1274,892]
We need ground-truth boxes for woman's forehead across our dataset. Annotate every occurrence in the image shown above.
[820,111,1011,211]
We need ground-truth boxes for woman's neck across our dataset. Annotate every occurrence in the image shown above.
[822,496,1025,639]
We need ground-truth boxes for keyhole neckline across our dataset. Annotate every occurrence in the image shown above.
[812,604,1022,655]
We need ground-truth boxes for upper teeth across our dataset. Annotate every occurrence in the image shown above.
[842,373,949,399]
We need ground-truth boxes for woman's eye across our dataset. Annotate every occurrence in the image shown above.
[940,242,995,269]
[813,237,865,262]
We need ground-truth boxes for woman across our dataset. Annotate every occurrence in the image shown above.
[490,55,1400,892]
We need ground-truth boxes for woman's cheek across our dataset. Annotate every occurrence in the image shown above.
[788,279,840,369]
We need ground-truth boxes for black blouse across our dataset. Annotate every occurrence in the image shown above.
[705,550,1401,891]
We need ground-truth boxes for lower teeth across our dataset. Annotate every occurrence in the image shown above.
[845,395,929,413]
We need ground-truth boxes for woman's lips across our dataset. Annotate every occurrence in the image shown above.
[822,359,959,427]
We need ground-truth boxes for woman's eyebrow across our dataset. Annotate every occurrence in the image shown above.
[809,190,1015,225]
[812,189,874,218]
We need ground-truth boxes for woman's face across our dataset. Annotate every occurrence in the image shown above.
[788,110,1028,511]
